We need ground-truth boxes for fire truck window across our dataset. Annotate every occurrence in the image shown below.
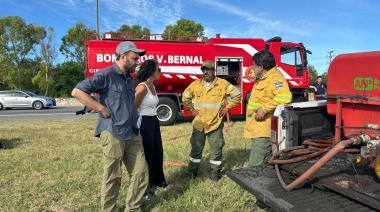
[280,46,302,67]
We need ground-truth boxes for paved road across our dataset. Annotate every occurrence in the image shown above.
[0,106,245,122]
[0,106,98,120]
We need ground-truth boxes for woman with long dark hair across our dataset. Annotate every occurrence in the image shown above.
[135,59,167,200]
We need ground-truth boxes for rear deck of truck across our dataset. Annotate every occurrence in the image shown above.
[227,157,380,212]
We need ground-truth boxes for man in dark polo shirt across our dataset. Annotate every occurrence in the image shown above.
[310,76,327,100]
[72,41,149,212]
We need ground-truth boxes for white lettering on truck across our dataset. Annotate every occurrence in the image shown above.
[89,69,101,73]
[156,55,164,63]
[139,55,158,62]
[168,55,203,64]
[97,54,118,62]
[95,54,203,64]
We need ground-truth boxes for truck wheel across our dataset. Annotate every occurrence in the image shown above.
[0,103,3,110]
[157,97,179,126]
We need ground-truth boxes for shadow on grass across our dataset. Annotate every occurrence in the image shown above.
[223,148,251,172]
[136,149,251,211]
[139,164,209,212]
[120,115,248,211]
[0,138,23,149]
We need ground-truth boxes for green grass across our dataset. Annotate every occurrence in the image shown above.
[0,118,271,212]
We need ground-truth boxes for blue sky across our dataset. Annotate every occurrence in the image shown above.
[1,0,380,74]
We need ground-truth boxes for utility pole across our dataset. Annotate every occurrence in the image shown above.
[326,50,335,64]
[96,0,99,34]
[326,50,335,71]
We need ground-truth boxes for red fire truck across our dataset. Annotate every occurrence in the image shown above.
[85,32,311,125]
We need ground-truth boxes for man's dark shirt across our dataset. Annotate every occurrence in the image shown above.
[312,82,327,100]
[75,63,137,140]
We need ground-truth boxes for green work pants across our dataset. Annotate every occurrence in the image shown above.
[100,130,149,212]
[188,123,225,178]
[248,137,272,167]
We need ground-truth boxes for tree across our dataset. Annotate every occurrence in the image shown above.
[20,58,43,92]
[141,27,150,40]
[320,71,327,83]
[0,16,45,89]
[307,65,327,92]
[33,27,57,95]
[108,24,151,39]
[118,24,131,33]
[162,18,204,41]
[51,61,84,97]
[308,65,318,84]
[60,22,95,76]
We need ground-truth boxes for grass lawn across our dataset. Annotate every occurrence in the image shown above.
[0,117,271,212]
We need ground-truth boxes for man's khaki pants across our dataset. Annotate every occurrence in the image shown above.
[100,130,148,212]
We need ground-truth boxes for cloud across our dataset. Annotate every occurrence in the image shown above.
[191,0,311,38]
[100,0,182,32]
[46,0,82,8]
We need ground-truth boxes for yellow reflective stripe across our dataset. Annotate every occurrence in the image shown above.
[274,93,292,103]
[230,90,240,98]
[183,91,191,98]
[247,101,262,110]
[194,103,223,108]
[228,84,234,90]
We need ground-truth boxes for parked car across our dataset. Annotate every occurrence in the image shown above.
[0,90,56,110]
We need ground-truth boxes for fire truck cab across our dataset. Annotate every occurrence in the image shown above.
[86,33,310,125]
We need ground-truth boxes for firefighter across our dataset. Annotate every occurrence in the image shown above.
[182,60,241,181]
[244,50,292,167]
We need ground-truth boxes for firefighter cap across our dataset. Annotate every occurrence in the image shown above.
[116,41,146,56]
[201,60,215,70]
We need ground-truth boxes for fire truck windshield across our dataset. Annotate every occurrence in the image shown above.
[280,46,303,67]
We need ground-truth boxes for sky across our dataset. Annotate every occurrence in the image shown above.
[1,0,380,74]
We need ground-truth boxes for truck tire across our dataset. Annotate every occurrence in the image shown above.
[157,97,178,126]
[0,103,3,110]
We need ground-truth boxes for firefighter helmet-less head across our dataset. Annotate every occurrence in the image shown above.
[116,41,146,56]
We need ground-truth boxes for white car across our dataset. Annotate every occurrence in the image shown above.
[0,90,56,110]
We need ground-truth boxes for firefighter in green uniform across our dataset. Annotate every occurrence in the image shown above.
[182,60,242,181]
[244,50,292,166]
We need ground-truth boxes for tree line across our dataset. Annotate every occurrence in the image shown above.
[0,16,205,97]
[0,16,324,97]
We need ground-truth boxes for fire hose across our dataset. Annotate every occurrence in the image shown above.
[269,134,371,192]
